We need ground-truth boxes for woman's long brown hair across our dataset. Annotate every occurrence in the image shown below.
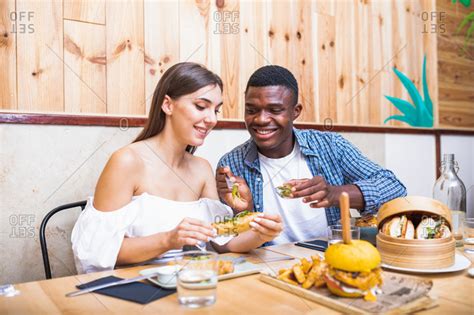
[134,62,223,154]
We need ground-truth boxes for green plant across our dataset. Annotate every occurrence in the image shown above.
[384,55,433,127]
[452,0,471,8]
[456,11,474,49]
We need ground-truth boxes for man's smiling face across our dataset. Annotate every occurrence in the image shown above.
[244,85,302,158]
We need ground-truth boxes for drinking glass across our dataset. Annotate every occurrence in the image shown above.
[327,225,360,245]
[175,251,218,308]
[463,218,474,254]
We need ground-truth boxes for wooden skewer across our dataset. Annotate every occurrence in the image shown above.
[339,192,351,244]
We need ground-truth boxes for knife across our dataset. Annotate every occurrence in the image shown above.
[66,272,160,297]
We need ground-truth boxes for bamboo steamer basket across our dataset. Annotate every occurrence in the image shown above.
[376,196,455,269]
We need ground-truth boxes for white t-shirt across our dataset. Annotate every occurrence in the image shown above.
[258,143,328,245]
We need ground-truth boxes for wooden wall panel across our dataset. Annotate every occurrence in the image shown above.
[354,0,371,125]
[373,0,393,126]
[389,0,409,127]
[293,0,316,123]
[144,0,179,114]
[314,11,336,124]
[240,0,268,80]
[64,20,106,113]
[369,0,382,126]
[240,0,268,118]
[421,0,438,127]
[0,0,16,109]
[3,0,468,130]
[106,0,144,115]
[335,1,355,125]
[179,0,210,66]
[267,0,315,123]
[437,0,474,129]
[63,0,105,25]
[218,0,241,119]
[16,0,63,112]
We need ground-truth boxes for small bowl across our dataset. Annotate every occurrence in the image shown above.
[154,265,180,286]
[338,218,378,246]
[360,226,378,246]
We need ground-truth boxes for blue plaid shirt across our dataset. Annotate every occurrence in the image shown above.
[217,128,407,226]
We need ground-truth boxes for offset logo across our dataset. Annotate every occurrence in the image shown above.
[9,214,35,238]
[213,11,239,34]
[421,11,446,34]
[10,11,35,34]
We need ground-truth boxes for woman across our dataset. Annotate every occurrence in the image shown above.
[72,62,283,273]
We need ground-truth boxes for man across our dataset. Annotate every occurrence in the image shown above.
[216,65,406,245]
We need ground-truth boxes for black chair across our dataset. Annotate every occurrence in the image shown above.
[39,201,87,279]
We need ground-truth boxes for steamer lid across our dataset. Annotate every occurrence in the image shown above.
[376,196,452,229]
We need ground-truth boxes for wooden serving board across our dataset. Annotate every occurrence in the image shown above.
[260,272,438,314]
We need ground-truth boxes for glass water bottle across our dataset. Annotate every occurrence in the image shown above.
[433,154,467,246]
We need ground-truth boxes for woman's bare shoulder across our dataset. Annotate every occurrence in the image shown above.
[109,144,144,171]
[187,154,213,173]
[93,145,144,211]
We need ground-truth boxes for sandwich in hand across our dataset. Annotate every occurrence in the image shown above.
[381,215,415,239]
[276,184,293,198]
[212,211,259,236]
[324,240,383,302]
[416,216,451,239]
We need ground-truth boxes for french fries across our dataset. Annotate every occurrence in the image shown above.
[300,258,311,274]
[217,260,234,275]
[277,269,299,286]
[276,256,327,290]
[293,265,306,283]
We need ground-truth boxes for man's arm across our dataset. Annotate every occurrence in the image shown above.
[334,134,407,213]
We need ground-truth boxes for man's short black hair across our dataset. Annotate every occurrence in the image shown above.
[245,65,298,105]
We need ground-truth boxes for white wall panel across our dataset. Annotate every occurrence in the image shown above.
[385,134,436,198]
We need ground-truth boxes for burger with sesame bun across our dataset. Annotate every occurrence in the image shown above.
[323,240,383,302]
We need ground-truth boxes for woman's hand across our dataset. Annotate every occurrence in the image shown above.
[166,218,215,249]
[248,213,283,242]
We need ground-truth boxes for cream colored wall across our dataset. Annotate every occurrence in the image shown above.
[2,124,471,284]
[0,124,141,284]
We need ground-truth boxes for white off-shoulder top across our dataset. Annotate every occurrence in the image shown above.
[71,192,233,274]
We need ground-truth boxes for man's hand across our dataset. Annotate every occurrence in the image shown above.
[287,176,365,209]
[287,176,334,208]
[216,166,253,212]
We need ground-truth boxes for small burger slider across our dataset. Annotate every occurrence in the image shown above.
[323,193,383,302]
[416,216,451,239]
[381,215,415,239]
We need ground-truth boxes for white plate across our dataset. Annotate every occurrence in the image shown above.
[382,253,471,274]
[140,259,261,289]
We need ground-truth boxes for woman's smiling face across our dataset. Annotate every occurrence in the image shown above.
[166,84,223,147]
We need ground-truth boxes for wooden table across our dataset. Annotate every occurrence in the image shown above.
[1,245,472,314]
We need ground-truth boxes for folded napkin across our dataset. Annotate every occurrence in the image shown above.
[77,276,175,304]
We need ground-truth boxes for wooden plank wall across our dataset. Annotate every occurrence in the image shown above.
[0,0,470,129]
[0,0,16,110]
[437,0,474,129]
